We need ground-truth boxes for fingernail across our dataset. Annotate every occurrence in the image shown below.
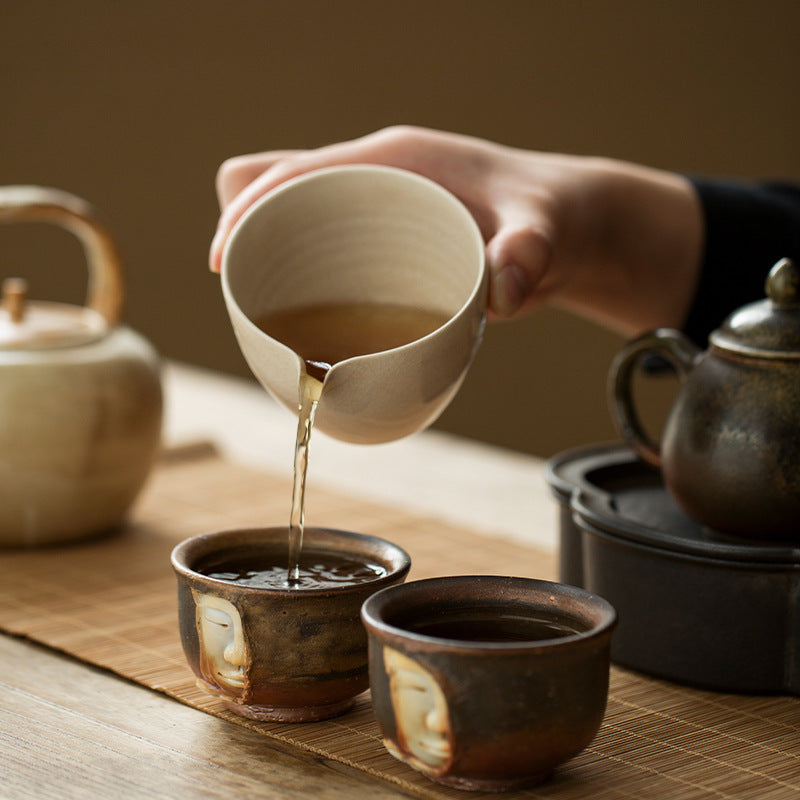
[491,264,526,317]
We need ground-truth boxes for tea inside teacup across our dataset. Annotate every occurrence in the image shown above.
[172,527,411,722]
[197,547,389,590]
[395,606,591,642]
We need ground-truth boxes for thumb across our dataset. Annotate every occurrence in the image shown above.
[486,225,553,318]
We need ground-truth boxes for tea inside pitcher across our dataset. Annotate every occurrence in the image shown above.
[257,302,449,380]
[256,301,450,585]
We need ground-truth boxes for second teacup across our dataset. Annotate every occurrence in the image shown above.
[172,526,411,722]
[362,575,616,791]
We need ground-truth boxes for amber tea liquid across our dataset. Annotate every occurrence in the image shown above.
[399,608,589,642]
[258,302,449,380]
[199,551,388,590]
[256,302,450,585]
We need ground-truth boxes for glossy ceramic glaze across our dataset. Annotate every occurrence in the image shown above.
[609,259,800,539]
[220,165,487,444]
[172,527,411,722]
[0,186,162,546]
[362,575,616,791]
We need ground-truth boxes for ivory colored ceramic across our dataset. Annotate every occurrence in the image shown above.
[220,165,487,444]
[172,526,411,722]
[0,186,162,546]
[362,576,616,791]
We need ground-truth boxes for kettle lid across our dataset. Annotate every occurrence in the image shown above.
[0,278,107,349]
[710,258,800,359]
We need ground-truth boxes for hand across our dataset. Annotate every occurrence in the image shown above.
[211,126,702,334]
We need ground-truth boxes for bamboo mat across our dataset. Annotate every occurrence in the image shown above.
[1,444,798,800]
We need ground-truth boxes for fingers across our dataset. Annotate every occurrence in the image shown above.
[215,151,302,209]
[486,224,554,318]
[211,151,305,272]
[208,127,556,312]
[209,144,375,272]
[209,127,451,272]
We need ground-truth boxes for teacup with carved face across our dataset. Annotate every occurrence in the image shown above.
[362,575,616,791]
[172,526,411,722]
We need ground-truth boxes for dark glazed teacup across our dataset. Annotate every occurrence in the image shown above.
[171,527,411,722]
[361,575,616,791]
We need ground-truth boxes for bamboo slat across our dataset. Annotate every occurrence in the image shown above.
[0,446,797,799]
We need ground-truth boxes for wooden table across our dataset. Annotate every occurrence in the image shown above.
[4,363,799,800]
[0,362,557,800]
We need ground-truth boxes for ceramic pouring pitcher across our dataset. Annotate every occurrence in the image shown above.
[221,165,487,444]
[0,186,162,546]
[609,257,800,540]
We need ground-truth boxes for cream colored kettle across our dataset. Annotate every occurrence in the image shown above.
[0,186,162,546]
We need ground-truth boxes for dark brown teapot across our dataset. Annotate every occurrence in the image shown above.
[609,258,800,540]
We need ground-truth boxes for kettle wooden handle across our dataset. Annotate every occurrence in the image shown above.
[608,328,702,467]
[0,186,124,325]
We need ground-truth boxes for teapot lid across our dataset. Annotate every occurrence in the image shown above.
[710,258,800,359]
[0,278,108,350]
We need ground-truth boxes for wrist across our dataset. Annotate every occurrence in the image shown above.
[554,159,703,335]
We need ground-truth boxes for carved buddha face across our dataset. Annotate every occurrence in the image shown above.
[384,647,452,770]
[193,592,248,692]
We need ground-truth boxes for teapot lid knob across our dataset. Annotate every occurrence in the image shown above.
[3,277,28,323]
[711,257,800,358]
[766,258,800,307]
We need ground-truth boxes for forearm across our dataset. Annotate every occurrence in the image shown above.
[555,167,800,343]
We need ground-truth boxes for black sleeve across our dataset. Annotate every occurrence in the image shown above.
[683,179,800,346]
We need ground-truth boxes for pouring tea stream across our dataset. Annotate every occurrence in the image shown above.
[220,166,487,581]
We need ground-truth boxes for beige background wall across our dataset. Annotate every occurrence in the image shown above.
[2,0,799,457]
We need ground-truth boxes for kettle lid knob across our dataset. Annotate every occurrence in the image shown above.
[3,277,28,323]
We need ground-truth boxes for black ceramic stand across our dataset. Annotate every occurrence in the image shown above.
[546,442,800,695]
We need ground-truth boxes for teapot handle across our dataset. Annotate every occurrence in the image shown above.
[0,186,123,324]
[608,328,702,467]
